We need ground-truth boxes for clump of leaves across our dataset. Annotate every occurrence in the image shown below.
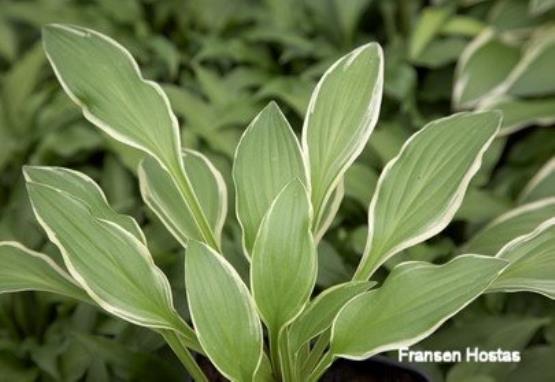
[1,24,554,382]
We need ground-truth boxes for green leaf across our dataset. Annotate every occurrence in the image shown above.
[139,149,227,247]
[446,316,549,382]
[289,281,373,352]
[344,163,378,207]
[484,98,555,136]
[355,111,501,280]
[505,33,555,98]
[507,346,555,382]
[489,218,555,299]
[185,241,263,381]
[409,7,451,60]
[464,198,555,255]
[24,166,145,243]
[0,242,89,302]
[73,333,181,381]
[42,24,180,170]
[529,0,555,16]
[233,102,306,255]
[26,180,192,340]
[519,158,555,204]
[2,44,45,131]
[302,43,383,228]
[453,30,520,108]
[43,24,219,250]
[251,180,317,334]
[331,255,508,359]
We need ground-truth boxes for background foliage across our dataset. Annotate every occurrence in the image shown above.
[0,0,553,380]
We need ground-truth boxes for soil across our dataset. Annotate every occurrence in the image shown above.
[197,355,430,382]
[320,357,429,382]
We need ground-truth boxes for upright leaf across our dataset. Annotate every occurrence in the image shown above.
[302,43,383,227]
[355,111,501,280]
[24,166,145,243]
[464,198,555,255]
[26,181,192,340]
[139,149,227,247]
[42,24,218,249]
[233,102,306,255]
[185,241,263,381]
[42,24,180,169]
[251,180,317,334]
[489,219,555,299]
[0,242,89,302]
[332,255,508,359]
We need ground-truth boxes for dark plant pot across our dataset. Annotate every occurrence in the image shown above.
[197,355,431,381]
[321,355,431,382]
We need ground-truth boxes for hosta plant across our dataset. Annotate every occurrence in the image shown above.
[1,24,554,382]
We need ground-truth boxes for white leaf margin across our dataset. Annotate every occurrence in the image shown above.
[232,103,308,260]
[356,111,501,279]
[249,179,318,333]
[186,242,264,381]
[43,24,181,171]
[489,217,555,299]
[24,165,147,244]
[0,241,87,299]
[138,149,228,248]
[332,254,509,360]
[301,43,384,224]
[26,181,182,331]
[518,158,555,203]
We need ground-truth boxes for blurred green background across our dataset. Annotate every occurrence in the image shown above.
[0,0,554,380]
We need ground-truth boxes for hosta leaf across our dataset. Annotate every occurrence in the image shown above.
[24,166,145,243]
[453,30,520,108]
[185,241,263,381]
[302,43,383,227]
[288,281,373,352]
[0,242,89,302]
[233,102,306,255]
[505,34,555,98]
[529,0,555,16]
[446,316,549,382]
[331,255,508,359]
[355,111,501,280]
[507,346,555,382]
[26,181,192,340]
[464,198,555,255]
[43,24,220,250]
[484,98,555,136]
[519,158,555,204]
[489,219,555,299]
[409,7,451,60]
[251,180,317,334]
[314,180,344,242]
[42,24,181,170]
[139,149,227,247]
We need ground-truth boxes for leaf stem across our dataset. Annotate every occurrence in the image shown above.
[302,331,330,377]
[307,351,333,382]
[162,330,208,382]
[269,330,282,380]
[169,161,220,251]
[278,330,294,381]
